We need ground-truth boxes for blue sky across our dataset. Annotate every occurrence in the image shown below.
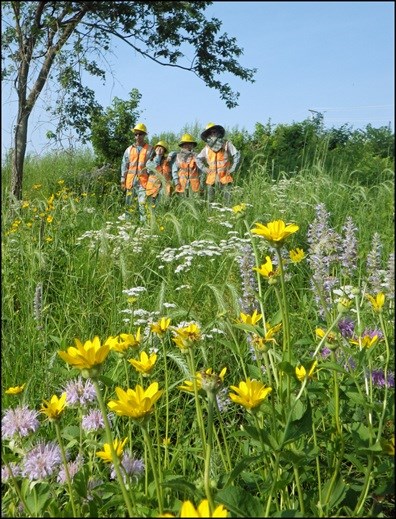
[1,1,394,156]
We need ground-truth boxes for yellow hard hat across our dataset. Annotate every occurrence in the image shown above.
[132,123,147,134]
[154,140,169,152]
[201,122,225,141]
[178,133,197,147]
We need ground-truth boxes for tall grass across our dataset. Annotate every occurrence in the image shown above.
[1,148,394,517]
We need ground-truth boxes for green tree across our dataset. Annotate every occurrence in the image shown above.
[90,89,142,166]
[1,1,256,200]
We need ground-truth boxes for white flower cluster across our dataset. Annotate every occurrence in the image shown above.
[157,234,251,274]
[76,220,160,257]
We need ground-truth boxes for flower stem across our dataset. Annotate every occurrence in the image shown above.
[92,379,135,517]
[2,458,33,517]
[265,452,280,516]
[203,392,216,513]
[122,357,134,451]
[376,312,390,443]
[187,349,207,458]
[54,421,78,518]
[161,338,170,468]
[141,424,164,514]
[245,219,267,324]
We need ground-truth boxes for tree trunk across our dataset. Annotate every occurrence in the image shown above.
[11,108,30,201]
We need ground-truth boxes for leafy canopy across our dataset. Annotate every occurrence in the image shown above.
[2,1,256,142]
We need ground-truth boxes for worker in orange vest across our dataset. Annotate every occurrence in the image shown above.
[120,123,154,222]
[146,140,173,209]
[196,123,241,205]
[172,134,203,197]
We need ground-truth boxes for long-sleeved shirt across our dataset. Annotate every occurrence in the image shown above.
[196,141,241,175]
[120,144,152,183]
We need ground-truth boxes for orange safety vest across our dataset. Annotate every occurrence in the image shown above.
[205,144,233,185]
[125,144,153,189]
[174,155,200,193]
[146,159,172,197]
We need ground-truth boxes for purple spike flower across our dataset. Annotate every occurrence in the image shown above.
[338,318,355,338]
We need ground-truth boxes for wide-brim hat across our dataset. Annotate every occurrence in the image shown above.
[201,123,225,141]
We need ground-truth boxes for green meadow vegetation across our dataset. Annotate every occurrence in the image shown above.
[1,121,394,518]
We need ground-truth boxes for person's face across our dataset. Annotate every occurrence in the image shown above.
[208,129,219,138]
[134,132,146,144]
[181,142,194,151]
[155,146,165,156]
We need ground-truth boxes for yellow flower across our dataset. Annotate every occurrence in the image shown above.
[315,327,337,342]
[105,330,141,353]
[40,392,67,420]
[129,351,157,375]
[289,248,305,263]
[178,376,201,393]
[46,215,53,223]
[151,317,171,336]
[366,292,385,313]
[232,203,246,214]
[239,310,262,325]
[337,297,352,313]
[229,378,272,410]
[107,382,163,421]
[172,323,201,351]
[21,201,30,209]
[96,438,127,463]
[253,256,279,279]
[295,360,318,382]
[251,220,299,245]
[178,368,227,393]
[179,499,228,517]
[251,322,282,351]
[58,336,110,372]
[263,322,282,342]
[172,334,190,352]
[350,335,379,348]
[5,384,26,395]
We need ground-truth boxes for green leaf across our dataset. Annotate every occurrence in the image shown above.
[61,425,81,440]
[321,361,348,374]
[281,399,312,447]
[161,475,197,496]
[222,454,263,487]
[24,482,52,515]
[97,375,116,387]
[278,361,295,377]
[321,473,347,510]
[216,486,265,517]
[357,442,383,455]
[243,425,279,450]
[345,390,366,406]
[246,363,263,379]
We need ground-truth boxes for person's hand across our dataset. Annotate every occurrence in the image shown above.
[156,147,164,157]
[120,182,126,191]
